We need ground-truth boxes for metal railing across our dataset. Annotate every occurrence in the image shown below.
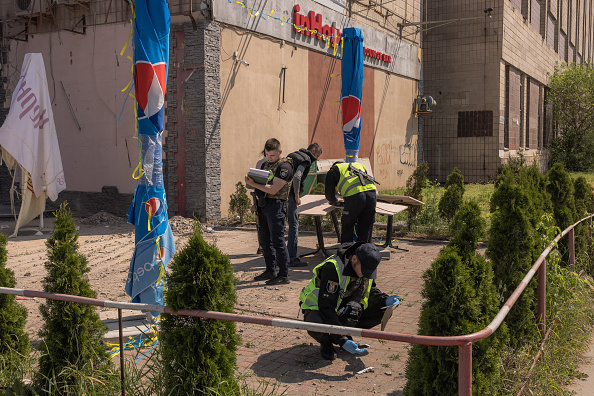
[1,214,592,395]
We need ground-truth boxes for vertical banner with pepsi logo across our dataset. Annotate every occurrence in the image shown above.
[341,27,364,163]
[125,0,175,315]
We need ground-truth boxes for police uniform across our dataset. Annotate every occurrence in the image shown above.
[325,161,377,243]
[256,157,293,280]
[286,148,318,264]
[299,242,388,352]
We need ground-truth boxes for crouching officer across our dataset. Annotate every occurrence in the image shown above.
[299,242,400,360]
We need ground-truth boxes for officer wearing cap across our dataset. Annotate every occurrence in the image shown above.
[299,242,400,360]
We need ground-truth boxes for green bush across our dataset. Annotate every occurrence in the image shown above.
[573,175,594,215]
[487,171,537,346]
[0,233,30,387]
[35,203,114,394]
[160,223,240,394]
[229,181,252,224]
[438,168,465,221]
[404,201,506,395]
[405,162,429,230]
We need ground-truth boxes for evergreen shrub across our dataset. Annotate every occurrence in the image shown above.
[404,201,506,395]
[405,162,429,230]
[0,233,30,386]
[229,181,252,224]
[487,170,537,346]
[35,203,114,393]
[160,223,239,394]
[438,167,465,221]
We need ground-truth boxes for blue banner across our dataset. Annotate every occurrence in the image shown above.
[126,0,175,315]
[341,27,364,163]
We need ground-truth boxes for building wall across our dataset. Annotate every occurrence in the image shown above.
[422,1,502,183]
[218,27,310,217]
[2,24,137,196]
[424,0,594,183]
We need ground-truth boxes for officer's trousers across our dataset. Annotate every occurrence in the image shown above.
[303,303,384,347]
[341,190,377,243]
[258,198,289,277]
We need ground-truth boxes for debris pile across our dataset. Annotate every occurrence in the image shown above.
[169,216,200,235]
[80,212,127,226]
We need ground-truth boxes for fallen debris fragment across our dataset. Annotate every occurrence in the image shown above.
[356,366,374,374]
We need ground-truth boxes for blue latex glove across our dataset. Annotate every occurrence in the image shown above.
[386,295,400,307]
[342,340,368,355]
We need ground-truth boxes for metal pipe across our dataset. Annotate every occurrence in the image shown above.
[118,308,125,396]
[569,228,575,269]
[588,217,592,246]
[537,258,546,338]
[458,342,472,396]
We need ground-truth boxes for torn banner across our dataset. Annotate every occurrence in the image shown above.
[0,53,66,236]
[125,0,175,313]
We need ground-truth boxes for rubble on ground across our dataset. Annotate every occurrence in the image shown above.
[80,212,127,226]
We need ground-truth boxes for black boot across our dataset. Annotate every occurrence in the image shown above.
[320,341,336,360]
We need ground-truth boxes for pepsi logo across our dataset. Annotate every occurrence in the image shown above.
[145,197,164,217]
[342,95,361,131]
[135,61,166,118]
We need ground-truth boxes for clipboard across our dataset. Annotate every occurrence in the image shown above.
[380,305,397,331]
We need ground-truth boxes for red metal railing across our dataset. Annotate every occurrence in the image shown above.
[1,213,592,395]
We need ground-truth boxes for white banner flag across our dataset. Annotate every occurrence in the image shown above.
[0,53,66,201]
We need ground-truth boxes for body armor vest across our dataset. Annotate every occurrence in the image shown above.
[299,254,372,311]
[262,157,293,201]
[335,162,377,198]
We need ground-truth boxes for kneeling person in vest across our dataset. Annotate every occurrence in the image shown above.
[325,161,377,243]
[245,138,294,286]
[299,242,400,360]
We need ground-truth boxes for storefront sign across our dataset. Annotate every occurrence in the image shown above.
[293,4,392,64]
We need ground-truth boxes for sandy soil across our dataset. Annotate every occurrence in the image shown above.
[2,213,205,339]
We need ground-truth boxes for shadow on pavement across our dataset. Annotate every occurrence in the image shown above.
[250,345,373,383]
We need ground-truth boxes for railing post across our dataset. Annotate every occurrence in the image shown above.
[588,216,592,246]
[119,309,125,396]
[569,228,575,270]
[537,258,546,339]
[459,342,473,396]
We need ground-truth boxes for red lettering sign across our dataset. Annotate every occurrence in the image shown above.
[294,4,392,64]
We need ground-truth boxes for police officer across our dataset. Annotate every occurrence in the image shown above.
[299,242,400,360]
[245,138,293,285]
[286,143,323,267]
[325,161,378,243]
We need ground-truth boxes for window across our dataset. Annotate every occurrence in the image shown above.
[457,111,494,138]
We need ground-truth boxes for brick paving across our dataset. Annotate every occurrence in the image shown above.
[217,228,447,396]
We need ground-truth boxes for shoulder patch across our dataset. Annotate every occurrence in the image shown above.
[280,168,288,179]
[326,280,339,294]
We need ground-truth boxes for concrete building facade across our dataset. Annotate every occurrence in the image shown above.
[0,0,423,220]
[423,0,594,183]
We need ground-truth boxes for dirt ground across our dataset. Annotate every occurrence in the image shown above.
[2,212,444,395]
[5,212,591,395]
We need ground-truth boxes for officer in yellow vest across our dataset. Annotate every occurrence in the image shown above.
[299,242,400,360]
[325,161,378,243]
[245,138,294,285]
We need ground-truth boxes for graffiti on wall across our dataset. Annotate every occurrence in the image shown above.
[375,141,416,181]
[399,143,417,166]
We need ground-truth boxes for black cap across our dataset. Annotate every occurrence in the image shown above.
[355,243,381,279]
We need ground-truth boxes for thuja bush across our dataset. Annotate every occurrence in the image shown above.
[438,167,465,221]
[35,203,114,394]
[0,233,30,386]
[546,162,588,266]
[405,161,429,230]
[160,223,240,395]
[229,181,252,224]
[487,170,537,347]
[574,176,594,215]
[404,201,506,395]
